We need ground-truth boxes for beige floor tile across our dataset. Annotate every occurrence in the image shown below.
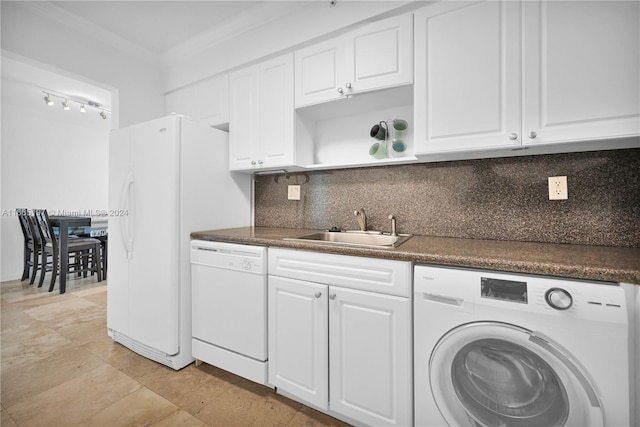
[1,288,54,304]
[5,364,141,426]
[195,380,301,426]
[81,290,107,307]
[24,296,97,321]
[1,325,75,374]
[1,346,107,408]
[288,405,352,427]
[53,315,107,345]
[1,278,354,427]
[80,328,138,362]
[4,291,72,310]
[0,303,41,333]
[97,344,167,383]
[151,409,209,427]
[1,404,18,427]
[82,387,180,427]
[71,285,107,297]
[140,363,242,415]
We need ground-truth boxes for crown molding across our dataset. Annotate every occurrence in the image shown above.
[160,1,313,68]
[15,1,161,68]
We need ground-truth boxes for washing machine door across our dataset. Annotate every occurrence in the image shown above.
[429,322,603,427]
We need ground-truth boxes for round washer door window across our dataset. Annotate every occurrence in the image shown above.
[429,322,603,427]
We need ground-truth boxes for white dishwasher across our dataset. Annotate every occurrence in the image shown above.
[190,240,268,385]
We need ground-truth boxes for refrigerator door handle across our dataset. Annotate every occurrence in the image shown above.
[120,172,134,259]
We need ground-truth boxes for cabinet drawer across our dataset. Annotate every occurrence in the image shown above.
[268,248,411,297]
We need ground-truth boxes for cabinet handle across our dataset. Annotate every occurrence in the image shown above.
[528,131,538,139]
[258,160,263,165]
[508,133,518,141]
[337,88,344,94]
[314,291,322,298]
[345,82,352,89]
[251,160,256,165]
[329,293,336,300]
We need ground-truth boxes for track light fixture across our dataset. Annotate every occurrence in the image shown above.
[43,93,54,106]
[40,90,110,119]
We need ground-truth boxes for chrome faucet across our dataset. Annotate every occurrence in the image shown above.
[354,208,367,231]
[388,214,398,236]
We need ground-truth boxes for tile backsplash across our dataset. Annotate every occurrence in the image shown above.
[254,149,640,247]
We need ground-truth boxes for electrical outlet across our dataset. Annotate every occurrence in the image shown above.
[288,185,301,201]
[548,176,568,200]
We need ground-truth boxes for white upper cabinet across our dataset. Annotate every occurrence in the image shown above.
[257,56,296,167]
[415,0,639,156]
[197,74,229,127]
[295,14,413,108]
[522,0,640,145]
[345,14,414,97]
[229,66,259,170]
[165,74,229,128]
[295,38,346,107]
[414,1,521,154]
[229,53,307,171]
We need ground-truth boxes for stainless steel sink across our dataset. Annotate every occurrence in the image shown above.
[284,230,412,249]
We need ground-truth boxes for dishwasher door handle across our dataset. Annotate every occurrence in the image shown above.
[194,247,219,252]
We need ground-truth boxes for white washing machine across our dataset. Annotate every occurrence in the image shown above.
[414,265,637,427]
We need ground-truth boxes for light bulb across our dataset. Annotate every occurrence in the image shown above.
[80,104,86,113]
[62,100,70,110]
[44,94,54,106]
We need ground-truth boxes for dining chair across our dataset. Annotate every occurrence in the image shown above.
[33,209,103,292]
[16,208,39,283]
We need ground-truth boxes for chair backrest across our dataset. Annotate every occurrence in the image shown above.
[34,209,57,252]
[16,208,31,242]
[26,214,42,246]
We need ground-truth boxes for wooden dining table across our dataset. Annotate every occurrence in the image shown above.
[49,216,92,294]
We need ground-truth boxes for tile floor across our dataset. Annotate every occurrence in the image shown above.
[1,276,350,426]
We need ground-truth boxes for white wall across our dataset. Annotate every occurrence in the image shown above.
[1,76,111,281]
[1,1,164,128]
[0,1,165,281]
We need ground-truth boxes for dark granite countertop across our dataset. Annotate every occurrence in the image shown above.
[191,227,640,284]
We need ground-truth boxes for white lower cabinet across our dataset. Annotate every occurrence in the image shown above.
[268,249,412,426]
[268,276,328,410]
[329,287,411,426]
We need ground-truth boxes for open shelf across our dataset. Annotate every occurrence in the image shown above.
[295,84,415,171]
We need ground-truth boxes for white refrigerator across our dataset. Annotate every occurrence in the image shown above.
[107,114,251,369]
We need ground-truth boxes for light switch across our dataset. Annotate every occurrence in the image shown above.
[288,185,301,201]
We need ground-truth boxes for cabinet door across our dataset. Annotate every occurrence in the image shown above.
[295,38,346,107]
[258,54,295,167]
[345,13,413,94]
[165,85,198,119]
[414,1,521,154]
[229,66,259,170]
[197,74,229,127]
[329,287,411,426]
[268,276,328,410]
[523,1,640,144]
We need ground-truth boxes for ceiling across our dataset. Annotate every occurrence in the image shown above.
[2,1,317,115]
[50,1,313,56]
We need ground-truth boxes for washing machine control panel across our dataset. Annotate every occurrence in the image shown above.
[481,277,528,303]
[544,288,573,310]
